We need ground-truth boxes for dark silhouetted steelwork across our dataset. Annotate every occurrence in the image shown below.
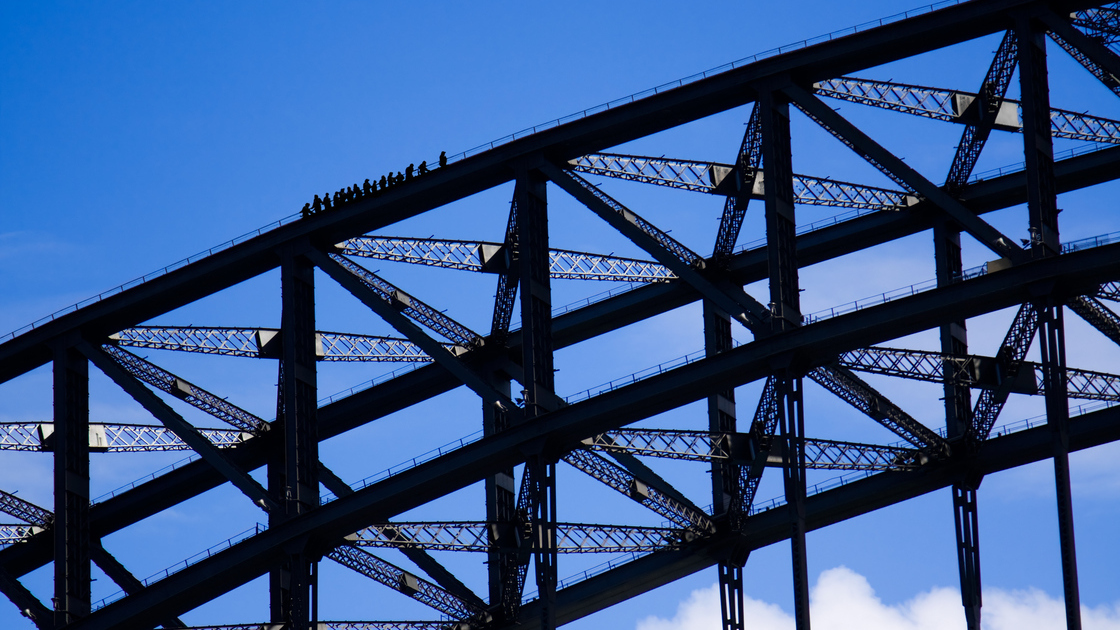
[1,2,1119,629]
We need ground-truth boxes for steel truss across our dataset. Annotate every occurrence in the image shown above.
[1,2,1119,630]
[580,429,921,471]
[1,526,40,548]
[568,153,918,211]
[813,76,1120,144]
[348,522,689,554]
[0,423,246,452]
[328,545,485,622]
[339,236,675,283]
[838,346,1120,402]
[112,326,434,362]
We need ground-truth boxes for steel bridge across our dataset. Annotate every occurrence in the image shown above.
[2,1,1120,629]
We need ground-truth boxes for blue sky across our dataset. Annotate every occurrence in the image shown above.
[2,1,1119,628]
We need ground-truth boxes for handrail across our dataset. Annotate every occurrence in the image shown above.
[90,523,267,610]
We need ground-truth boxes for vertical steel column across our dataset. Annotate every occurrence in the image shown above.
[716,564,744,630]
[488,194,522,620]
[705,302,744,630]
[516,169,558,630]
[936,220,982,630]
[760,89,800,334]
[52,344,89,627]
[1019,14,1080,628]
[779,375,809,630]
[761,87,810,630]
[706,303,737,516]
[269,248,319,630]
[484,376,519,615]
[935,223,972,443]
[527,459,557,629]
[952,485,982,630]
[1039,302,1082,630]
[1016,15,1060,259]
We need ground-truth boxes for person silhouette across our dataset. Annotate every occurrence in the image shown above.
[418,160,428,175]
[396,171,404,184]
[380,175,388,190]
[363,179,373,195]
[323,193,333,211]
[301,202,311,218]
[312,194,322,214]
[405,163,414,180]
[439,151,447,168]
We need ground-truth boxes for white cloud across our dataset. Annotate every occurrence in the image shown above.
[635,566,1120,630]
[986,587,1120,630]
[635,582,793,630]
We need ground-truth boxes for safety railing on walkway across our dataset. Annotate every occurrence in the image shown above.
[90,522,267,611]
[968,142,1116,183]
[800,263,988,325]
[93,454,201,504]
[319,430,485,505]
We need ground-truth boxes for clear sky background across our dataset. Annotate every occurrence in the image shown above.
[2,1,1119,628]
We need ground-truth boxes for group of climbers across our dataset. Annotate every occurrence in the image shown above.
[300,151,449,219]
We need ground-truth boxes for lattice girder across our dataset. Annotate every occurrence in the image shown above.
[113,326,435,363]
[562,450,715,534]
[0,422,247,453]
[570,153,917,211]
[328,545,484,621]
[838,345,1120,402]
[814,76,1120,144]
[101,345,268,434]
[348,521,690,554]
[0,491,52,527]
[0,525,41,548]
[339,235,675,283]
[581,429,922,471]
[325,253,483,351]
